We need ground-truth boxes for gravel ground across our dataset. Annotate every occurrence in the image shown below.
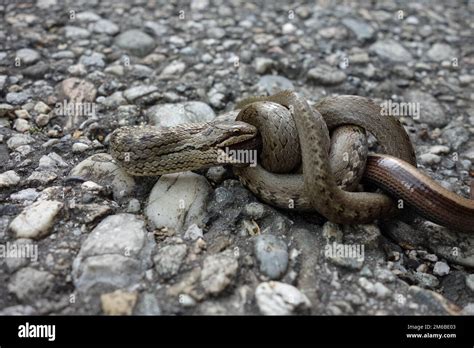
[0,0,473,315]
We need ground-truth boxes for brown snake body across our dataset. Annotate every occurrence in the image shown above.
[110,91,474,233]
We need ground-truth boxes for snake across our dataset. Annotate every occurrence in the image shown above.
[109,91,474,233]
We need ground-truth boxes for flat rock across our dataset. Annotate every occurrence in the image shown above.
[145,171,212,232]
[370,39,413,62]
[147,101,215,127]
[255,281,311,315]
[9,200,63,239]
[72,214,153,293]
[115,30,156,57]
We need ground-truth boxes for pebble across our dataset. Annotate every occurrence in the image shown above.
[257,75,294,94]
[9,200,63,239]
[308,65,347,85]
[33,101,50,114]
[64,26,91,39]
[92,19,119,36]
[8,267,54,302]
[243,202,266,220]
[69,153,135,201]
[75,11,101,22]
[466,274,474,292]
[72,142,90,153]
[147,101,215,127]
[101,290,138,315]
[134,293,162,315]
[145,171,211,232]
[428,145,450,155]
[404,90,447,127]
[10,188,39,202]
[126,198,141,213]
[72,214,153,293]
[0,103,14,116]
[16,48,40,65]
[255,281,311,315]
[13,119,30,132]
[370,40,413,62]
[413,271,440,288]
[0,170,21,188]
[433,262,450,276]
[254,57,274,74]
[254,234,289,280]
[79,52,106,68]
[184,223,204,241]
[123,85,158,102]
[419,153,441,165]
[161,61,186,77]
[342,18,375,42]
[153,241,188,280]
[38,152,68,170]
[426,43,457,62]
[200,249,238,295]
[6,91,31,105]
[25,171,58,185]
[115,30,156,57]
[373,282,392,299]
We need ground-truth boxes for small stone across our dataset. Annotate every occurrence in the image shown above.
[374,282,392,299]
[35,114,50,127]
[101,290,138,315]
[148,101,215,128]
[34,101,50,114]
[10,188,39,202]
[0,103,14,117]
[9,200,63,239]
[428,145,450,155]
[358,277,375,294]
[308,65,346,85]
[14,109,29,119]
[68,64,87,76]
[419,153,441,165]
[432,262,450,276]
[153,242,188,280]
[26,171,58,185]
[79,52,106,68]
[404,90,447,127]
[13,119,30,132]
[243,202,266,220]
[38,152,68,170]
[370,40,413,62]
[254,57,274,74]
[16,48,40,65]
[161,61,186,77]
[72,214,153,293]
[126,198,141,213]
[413,271,439,288]
[6,91,31,105]
[282,22,296,34]
[466,274,474,292]
[257,75,294,94]
[342,18,375,42]
[0,170,21,188]
[255,281,311,315]
[72,142,90,153]
[123,85,158,102]
[64,26,91,39]
[426,43,457,62]
[254,234,289,280]
[8,267,54,302]
[115,30,156,57]
[92,19,119,36]
[423,254,438,262]
[69,153,135,201]
[200,249,238,295]
[134,293,162,315]
[184,224,204,241]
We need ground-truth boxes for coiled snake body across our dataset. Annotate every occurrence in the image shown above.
[110,91,474,233]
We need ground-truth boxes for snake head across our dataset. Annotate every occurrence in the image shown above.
[210,121,258,148]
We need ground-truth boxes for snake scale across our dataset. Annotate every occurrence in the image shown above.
[110,91,474,233]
